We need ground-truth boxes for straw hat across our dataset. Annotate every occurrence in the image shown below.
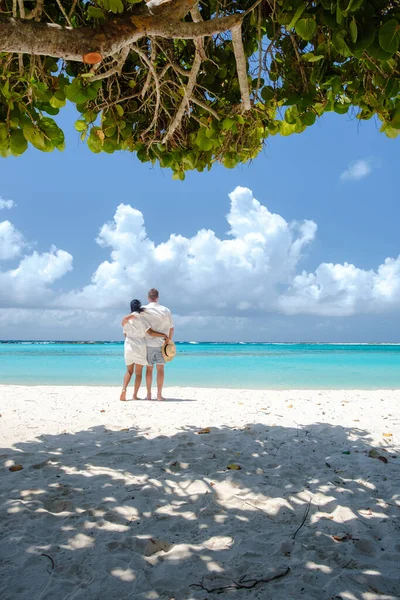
[162,340,176,362]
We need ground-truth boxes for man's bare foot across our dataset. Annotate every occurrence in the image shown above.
[157,396,165,401]
[132,395,140,400]
[120,390,127,401]
[146,395,152,401]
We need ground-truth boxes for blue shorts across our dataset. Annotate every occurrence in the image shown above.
[146,347,165,366]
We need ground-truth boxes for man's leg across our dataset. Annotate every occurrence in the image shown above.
[156,364,165,400]
[133,365,143,400]
[120,364,134,401]
[146,366,154,400]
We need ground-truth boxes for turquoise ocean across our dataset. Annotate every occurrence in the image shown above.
[1,341,400,389]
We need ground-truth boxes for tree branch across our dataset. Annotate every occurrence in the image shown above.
[89,46,130,82]
[131,44,161,137]
[191,96,220,120]
[231,24,251,111]
[163,46,202,142]
[141,38,157,98]
[54,0,72,28]
[190,3,206,60]
[0,12,242,62]
[289,32,308,92]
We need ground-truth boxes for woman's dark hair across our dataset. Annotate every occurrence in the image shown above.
[130,299,145,313]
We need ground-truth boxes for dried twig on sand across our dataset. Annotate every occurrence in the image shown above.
[191,566,290,593]
[41,553,55,572]
[292,498,312,539]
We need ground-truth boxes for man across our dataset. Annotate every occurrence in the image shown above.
[143,288,174,400]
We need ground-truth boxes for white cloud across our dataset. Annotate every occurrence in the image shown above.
[1,186,400,329]
[0,210,73,307]
[0,246,73,308]
[279,257,400,316]
[0,198,15,210]
[61,187,317,314]
[339,158,375,182]
[0,220,25,260]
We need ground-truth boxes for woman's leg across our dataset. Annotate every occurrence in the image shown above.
[133,365,143,399]
[120,364,134,400]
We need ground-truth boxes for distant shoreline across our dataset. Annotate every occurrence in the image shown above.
[1,340,400,346]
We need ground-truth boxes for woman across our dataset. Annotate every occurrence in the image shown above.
[120,299,168,401]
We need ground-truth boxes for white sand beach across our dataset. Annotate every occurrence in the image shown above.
[1,386,399,600]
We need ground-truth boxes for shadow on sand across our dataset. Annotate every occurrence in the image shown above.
[1,420,399,599]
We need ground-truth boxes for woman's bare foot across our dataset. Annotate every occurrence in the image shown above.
[157,396,165,401]
[132,395,140,400]
[146,394,152,401]
[120,390,127,401]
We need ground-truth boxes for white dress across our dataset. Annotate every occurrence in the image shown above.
[123,312,152,366]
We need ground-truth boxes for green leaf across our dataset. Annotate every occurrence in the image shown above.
[85,80,102,100]
[105,125,117,138]
[351,23,375,51]
[195,129,213,151]
[103,139,118,153]
[50,90,66,109]
[334,102,350,114]
[283,92,302,106]
[10,129,27,156]
[0,145,10,158]
[349,19,358,44]
[116,104,124,117]
[347,0,363,11]
[336,3,343,25]
[0,123,8,142]
[65,79,86,104]
[284,106,298,125]
[99,0,124,13]
[287,4,306,30]
[367,41,394,60]
[379,19,399,55]
[302,53,324,62]
[87,135,102,153]
[332,30,352,56]
[390,106,400,129]
[279,121,297,136]
[22,124,48,151]
[223,153,239,169]
[39,117,64,146]
[87,6,104,18]
[75,120,87,132]
[301,111,316,126]
[261,86,274,102]
[222,117,236,130]
[380,122,399,139]
[295,18,316,41]
[2,80,11,99]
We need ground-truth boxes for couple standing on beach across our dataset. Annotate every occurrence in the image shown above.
[120,288,175,401]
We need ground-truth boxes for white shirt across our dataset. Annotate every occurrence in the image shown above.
[123,312,152,365]
[123,312,152,342]
[144,302,173,347]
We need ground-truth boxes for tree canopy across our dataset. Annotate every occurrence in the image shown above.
[0,0,399,177]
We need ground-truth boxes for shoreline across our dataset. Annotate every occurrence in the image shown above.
[1,386,399,599]
[2,340,400,344]
[2,383,400,390]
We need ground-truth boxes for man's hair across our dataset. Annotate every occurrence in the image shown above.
[148,288,159,301]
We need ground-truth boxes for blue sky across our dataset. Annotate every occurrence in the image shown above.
[0,103,399,341]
